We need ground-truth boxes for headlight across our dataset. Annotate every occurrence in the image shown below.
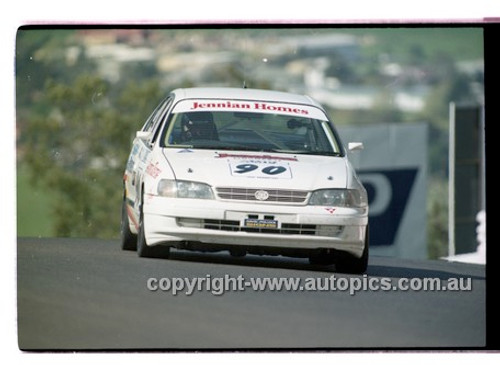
[157,179,214,199]
[308,188,367,208]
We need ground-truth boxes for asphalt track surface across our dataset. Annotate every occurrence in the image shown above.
[17,237,486,351]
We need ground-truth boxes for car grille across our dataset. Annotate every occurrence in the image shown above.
[204,219,318,236]
[215,187,309,204]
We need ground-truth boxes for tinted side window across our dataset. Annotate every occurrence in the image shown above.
[142,102,163,133]
[151,97,173,144]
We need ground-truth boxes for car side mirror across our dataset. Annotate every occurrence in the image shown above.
[136,131,151,140]
[348,142,364,151]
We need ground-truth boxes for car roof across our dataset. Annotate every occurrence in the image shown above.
[170,87,324,109]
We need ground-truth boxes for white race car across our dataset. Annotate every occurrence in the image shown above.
[121,87,369,273]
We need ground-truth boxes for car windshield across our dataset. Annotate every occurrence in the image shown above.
[161,110,342,156]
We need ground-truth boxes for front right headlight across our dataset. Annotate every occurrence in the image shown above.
[157,179,214,199]
[308,188,367,208]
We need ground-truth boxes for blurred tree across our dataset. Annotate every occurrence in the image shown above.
[16,29,94,113]
[427,177,449,259]
[22,74,162,238]
[418,58,479,258]
[420,62,478,177]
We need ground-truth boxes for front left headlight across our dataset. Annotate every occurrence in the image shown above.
[308,188,367,208]
[157,179,214,199]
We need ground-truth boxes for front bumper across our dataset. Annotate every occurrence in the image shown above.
[143,195,368,258]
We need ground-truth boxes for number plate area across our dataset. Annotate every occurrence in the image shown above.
[244,218,278,229]
[225,211,296,229]
[228,160,292,179]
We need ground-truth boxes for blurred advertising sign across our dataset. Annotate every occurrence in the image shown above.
[338,123,428,259]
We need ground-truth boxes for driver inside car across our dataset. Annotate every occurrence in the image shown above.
[180,112,219,142]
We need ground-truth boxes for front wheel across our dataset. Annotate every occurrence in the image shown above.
[335,226,369,274]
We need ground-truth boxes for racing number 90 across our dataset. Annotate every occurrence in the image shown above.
[235,163,287,175]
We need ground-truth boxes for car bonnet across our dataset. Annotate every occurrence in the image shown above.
[162,148,348,191]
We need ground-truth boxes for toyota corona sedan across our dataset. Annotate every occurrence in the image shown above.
[121,87,369,273]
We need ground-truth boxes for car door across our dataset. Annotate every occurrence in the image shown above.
[127,97,173,213]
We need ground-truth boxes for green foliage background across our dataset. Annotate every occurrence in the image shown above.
[19,74,162,238]
[16,27,484,258]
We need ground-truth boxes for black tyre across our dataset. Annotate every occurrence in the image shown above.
[137,195,170,259]
[335,225,369,274]
[120,197,137,251]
